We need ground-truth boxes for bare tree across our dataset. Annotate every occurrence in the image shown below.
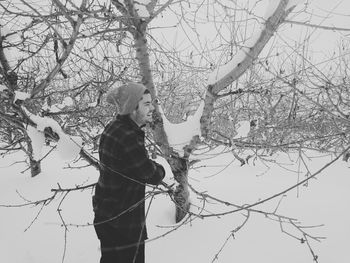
[1,0,350,261]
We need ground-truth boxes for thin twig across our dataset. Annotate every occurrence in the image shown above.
[285,20,350,32]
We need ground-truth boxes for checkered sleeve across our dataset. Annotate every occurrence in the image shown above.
[120,130,165,185]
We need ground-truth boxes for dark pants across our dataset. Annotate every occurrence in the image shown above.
[94,217,145,263]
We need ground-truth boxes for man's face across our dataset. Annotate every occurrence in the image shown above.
[133,93,154,126]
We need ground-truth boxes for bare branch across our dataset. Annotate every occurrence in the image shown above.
[30,0,87,98]
[285,19,350,32]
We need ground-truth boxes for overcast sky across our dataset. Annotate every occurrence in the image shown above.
[150,0,350,64]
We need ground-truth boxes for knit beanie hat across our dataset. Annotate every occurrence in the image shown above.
[106,82,147,115]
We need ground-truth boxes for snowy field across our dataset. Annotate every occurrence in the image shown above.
[0,146,349,263]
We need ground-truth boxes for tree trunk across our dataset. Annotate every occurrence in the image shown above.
[30,158,41,177]
[26,139,41,177]
[133,24,190,222]
[172,155,190,222]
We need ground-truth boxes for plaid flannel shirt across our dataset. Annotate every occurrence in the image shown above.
[93,115,165,240]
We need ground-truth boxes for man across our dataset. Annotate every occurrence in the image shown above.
[93,82,165,263]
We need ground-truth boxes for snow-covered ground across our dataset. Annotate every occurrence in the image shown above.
[0,146,349,263]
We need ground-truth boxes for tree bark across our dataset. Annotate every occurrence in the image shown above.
[26,137,41,177]
[172,157,190,222]
[29,158,41,177]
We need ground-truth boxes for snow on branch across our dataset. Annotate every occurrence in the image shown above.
[23,107,83,162]
[160,100,205,156]
[14,91,30,103]
[207,0,304,92]
[0,84,7,92]
[42,96,75,113]
[134,0,151,17]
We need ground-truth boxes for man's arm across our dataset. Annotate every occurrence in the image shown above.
[121,130,165,185]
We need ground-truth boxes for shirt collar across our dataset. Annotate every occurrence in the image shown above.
[116,114,145,133]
